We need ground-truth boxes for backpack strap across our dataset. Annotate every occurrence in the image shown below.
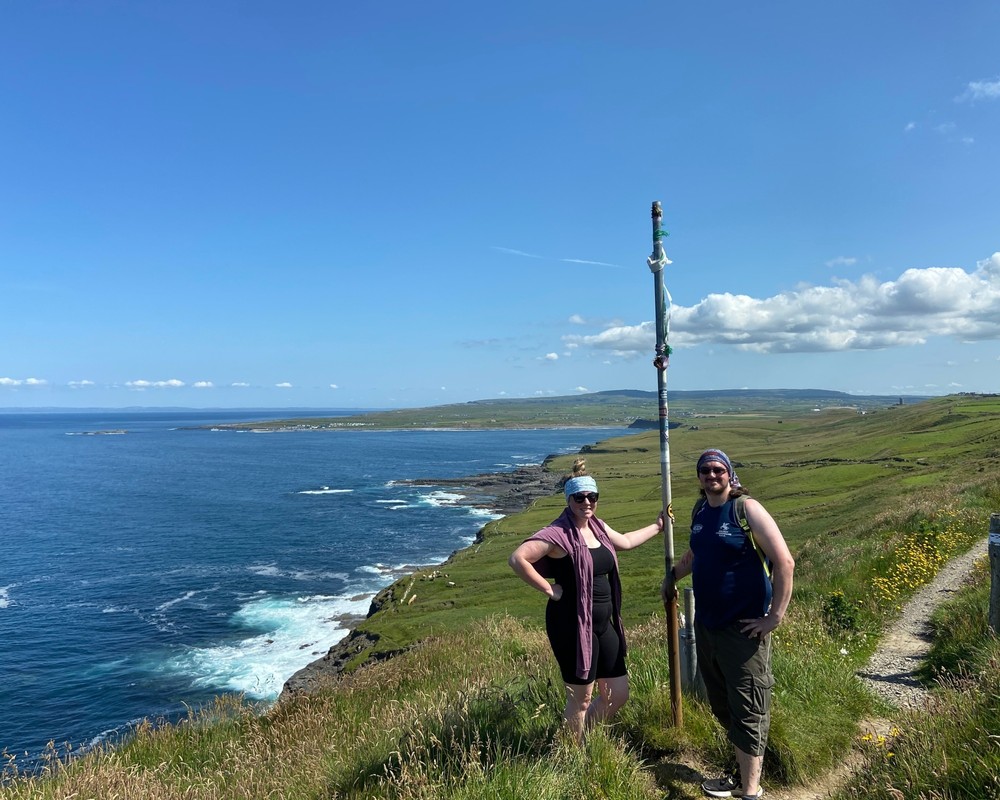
[733,495,772,579]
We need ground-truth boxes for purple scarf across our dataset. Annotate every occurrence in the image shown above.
[526,508,625,680]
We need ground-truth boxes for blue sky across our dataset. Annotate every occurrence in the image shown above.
[3,2,999,409]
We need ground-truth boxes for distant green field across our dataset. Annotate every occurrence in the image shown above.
[206,388,937,431]
[331,393,1000,665]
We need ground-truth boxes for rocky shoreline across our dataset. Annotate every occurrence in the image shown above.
[280,458,568,698]
[396,461,566,516]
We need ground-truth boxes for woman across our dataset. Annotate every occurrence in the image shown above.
[508,460,663,741]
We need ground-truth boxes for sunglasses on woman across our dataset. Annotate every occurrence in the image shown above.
[570,492,599,504]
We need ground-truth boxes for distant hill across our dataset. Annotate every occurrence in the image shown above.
[465,388,928,407]
[204,388,937,431]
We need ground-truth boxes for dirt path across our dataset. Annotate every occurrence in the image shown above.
[760,538,989,800]
[856,538,987,711]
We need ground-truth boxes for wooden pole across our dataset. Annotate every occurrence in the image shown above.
[989,513,1000,633]
[649,200,682,727]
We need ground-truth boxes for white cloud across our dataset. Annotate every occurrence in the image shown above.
[276,382,293,388]
[904,121,917,132]
[329,383,339,390]
[575,386,590,393]
[543,353,559,361]
[569,314,586,325]
[825,256,858,269]
[68,380,95,388]
[563,253,1000,356]
[193,381,214,389]
[0,377,47,387]
[232,382,250,388]
[564,322,654,358]
[956,76,1000,103]
[126,379,185,390]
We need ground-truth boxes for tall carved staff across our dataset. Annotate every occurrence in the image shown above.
[648,200,682,727]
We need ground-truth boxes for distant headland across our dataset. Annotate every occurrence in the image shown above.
[193,388,934,433]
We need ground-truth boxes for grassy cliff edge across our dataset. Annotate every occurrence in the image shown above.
[5,393,999,799]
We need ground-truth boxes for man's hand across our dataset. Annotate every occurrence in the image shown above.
[739,614,779,638]
[660,570,677,605]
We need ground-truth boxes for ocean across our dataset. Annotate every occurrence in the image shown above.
[0,409,637,770]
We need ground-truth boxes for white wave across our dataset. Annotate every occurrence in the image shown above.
[375,499,407,504]
[160,594,369,700]
[248,563,349,582]
[356,561,436,578]
[420,491,466,507]
[248,564,282,578]
[97,604,174,633]
[467,507,504,520]
[288,569,350,582]
[156,590,200,613]
[234,589,269,601]
[297,486,354,495]
[357,564,390,575]
[0,585,12,609]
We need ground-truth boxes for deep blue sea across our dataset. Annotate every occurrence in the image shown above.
[0,409,636,769]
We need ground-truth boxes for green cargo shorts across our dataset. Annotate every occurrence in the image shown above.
[695,620,775,757]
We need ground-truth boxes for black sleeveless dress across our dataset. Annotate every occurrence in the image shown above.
[544,541,626,685]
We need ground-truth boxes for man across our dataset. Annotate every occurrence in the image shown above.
[663,448,795,800]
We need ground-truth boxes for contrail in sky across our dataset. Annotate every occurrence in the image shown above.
[492,246,543,259]
[494,246,623,269]
[561,258,624,269]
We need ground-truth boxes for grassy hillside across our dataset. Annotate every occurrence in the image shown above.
[319,395,999,666]
[5,394,998,799]
[204,388,931,430]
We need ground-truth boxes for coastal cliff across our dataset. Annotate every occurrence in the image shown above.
[280,458,567,697]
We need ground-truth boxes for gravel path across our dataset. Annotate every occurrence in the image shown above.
[761,537,990,800]
[855,537,988,710]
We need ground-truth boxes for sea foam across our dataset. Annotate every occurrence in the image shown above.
[161,594,368,700]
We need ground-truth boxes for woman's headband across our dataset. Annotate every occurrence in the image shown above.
[564,475,598,498]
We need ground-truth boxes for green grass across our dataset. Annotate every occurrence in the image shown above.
[201,388,926,431]
[344,396,997,661]
[3,393,999,799]
[831,556,1000,799]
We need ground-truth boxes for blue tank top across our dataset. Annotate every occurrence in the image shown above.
[690,498,772,629]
